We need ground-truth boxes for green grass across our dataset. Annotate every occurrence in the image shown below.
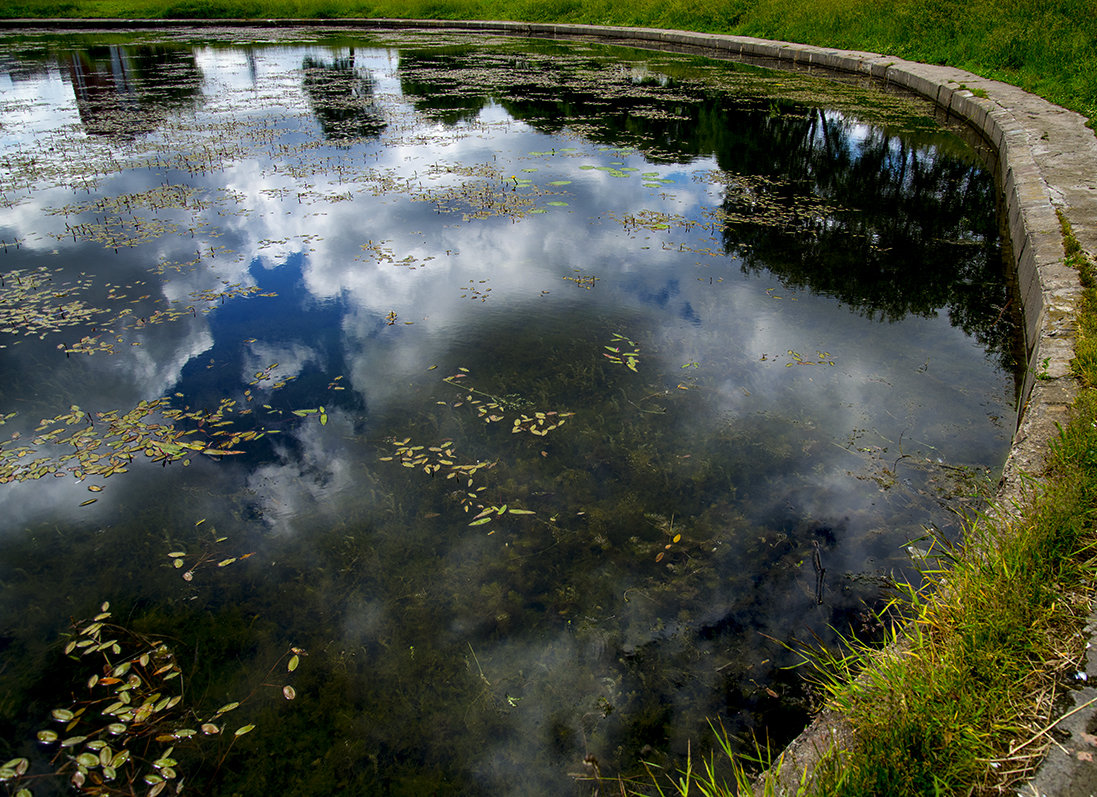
[2,0,1095,125]
[4,2,1097,793]
[802,442,1097,794]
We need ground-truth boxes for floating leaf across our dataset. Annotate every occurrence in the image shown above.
[0,758,29,779]
[282,685,296,700]
[508,509,535,515]
[468,516,492,526]
[234,724,256,737]
[287,654,300,672]
[76,752,100,768]
[37,729,58,743]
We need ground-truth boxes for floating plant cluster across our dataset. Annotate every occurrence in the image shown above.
[0,398,274,491]
[0,601,302,797]
[381,368,579,527]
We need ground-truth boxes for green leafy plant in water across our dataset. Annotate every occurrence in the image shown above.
[166,519,254,583]
[377,367,578,526]
[0,262,276,357]
[380,436,539,527]
[440,368,574,436]
[0,267,107,347]
[604,333,641,372]
[441,368,531,412]
[2,602,303,797]
[784,350,836,367]
[380,435,496,514]
[0,398,271,492]
[562,269,599,289]
[291,406,328,425]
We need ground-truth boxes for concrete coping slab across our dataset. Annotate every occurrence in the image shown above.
[3,16,1096,794]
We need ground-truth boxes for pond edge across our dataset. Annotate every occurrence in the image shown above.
[4,16,1096,791]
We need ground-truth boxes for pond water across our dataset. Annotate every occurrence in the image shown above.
[0,28,1020,795]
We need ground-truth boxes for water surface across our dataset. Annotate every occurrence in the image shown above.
[0,29,1019,795]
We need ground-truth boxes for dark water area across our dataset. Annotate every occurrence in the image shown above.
[0,29,1019,795]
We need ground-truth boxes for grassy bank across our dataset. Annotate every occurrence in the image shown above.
[787,220,1097,796]
[3,0,1095,125]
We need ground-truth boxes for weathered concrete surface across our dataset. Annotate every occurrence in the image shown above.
[4,17,1097,794]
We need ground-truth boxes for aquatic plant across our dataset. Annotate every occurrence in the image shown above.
[0,602,302,797]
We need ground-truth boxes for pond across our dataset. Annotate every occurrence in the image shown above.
[0,27,1021,796]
